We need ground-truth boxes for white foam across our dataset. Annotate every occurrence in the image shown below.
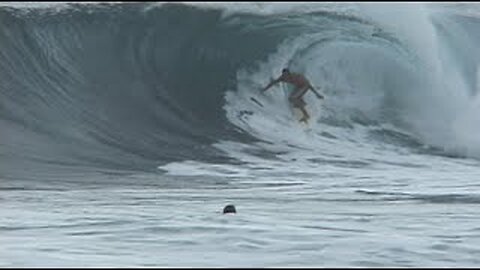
[0,2,357,18]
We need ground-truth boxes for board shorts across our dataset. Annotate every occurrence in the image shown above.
[289,86,309,108]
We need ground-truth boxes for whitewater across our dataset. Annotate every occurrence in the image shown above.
[2,2,480,267]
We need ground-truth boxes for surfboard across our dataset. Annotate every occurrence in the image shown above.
[250,97,264,107]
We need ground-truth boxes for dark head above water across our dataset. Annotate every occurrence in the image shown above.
[223,204,236,214]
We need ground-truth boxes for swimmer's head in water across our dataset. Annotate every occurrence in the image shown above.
[223,204,236,214]
[282,68,290,74]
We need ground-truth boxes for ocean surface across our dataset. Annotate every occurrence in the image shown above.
[2,2,480,267]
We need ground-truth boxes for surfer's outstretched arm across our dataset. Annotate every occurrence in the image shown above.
[309,85,324,99]
[262,76,283,92]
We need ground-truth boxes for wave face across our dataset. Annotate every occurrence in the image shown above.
[2,3,480,180]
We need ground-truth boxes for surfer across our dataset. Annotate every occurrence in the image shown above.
[261,68,324,123]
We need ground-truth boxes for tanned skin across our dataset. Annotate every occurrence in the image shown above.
[262,68,324,123]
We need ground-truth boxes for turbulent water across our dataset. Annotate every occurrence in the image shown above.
[2,2,480,267]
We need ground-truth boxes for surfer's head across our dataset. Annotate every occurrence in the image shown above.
[223,204,236,214]
[282,68,290,74]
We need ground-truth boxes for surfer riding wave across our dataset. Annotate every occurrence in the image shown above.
[261,68,324,123]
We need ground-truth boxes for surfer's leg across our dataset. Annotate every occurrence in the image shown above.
[289,88,304,106]
[298,102,310,122]
[290,87,310,122]
[289,97,309,122]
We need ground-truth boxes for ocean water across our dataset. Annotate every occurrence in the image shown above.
[2,2,480,267]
